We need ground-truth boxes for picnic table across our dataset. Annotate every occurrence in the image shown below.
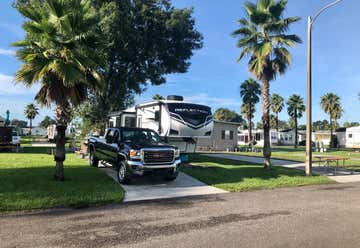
[314,155,350,174]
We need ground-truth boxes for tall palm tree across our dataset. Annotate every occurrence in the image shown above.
[320,93,343,147]
[241,103,256,143]
[240,78,261,144]
[24,103,39,135]
[233,0,301,168]
[14,0,103,181]
[270,93,284,132]
[287,94,305,148]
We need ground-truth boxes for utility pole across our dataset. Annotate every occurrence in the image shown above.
[306,0,344,176]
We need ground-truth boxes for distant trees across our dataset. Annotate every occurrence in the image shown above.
[320,93,343,147]
[24,103,39,134]
[153,94,165,100]
[11,119,27,128]
[270,94,284,132]
[233,0,301,168]
[287,95,305,148]
[312,119,331,131]
[214,108,243,123]
[343,121,359,128]
[39,116,56,128]
[240,78,261,144]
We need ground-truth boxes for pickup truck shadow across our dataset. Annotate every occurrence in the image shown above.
[100,164,205,187]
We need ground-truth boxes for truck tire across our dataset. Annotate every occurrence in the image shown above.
[89,150,99,167]
[166,171,179,181]
[117,160,131,184]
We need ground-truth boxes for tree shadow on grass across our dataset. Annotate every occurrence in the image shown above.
[184,154,324,186]
[0,166,123,212]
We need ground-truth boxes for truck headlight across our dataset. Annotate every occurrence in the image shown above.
[174,148,180,158]
[129,149,141,159]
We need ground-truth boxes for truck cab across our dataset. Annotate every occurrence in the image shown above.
[88,127,181,183]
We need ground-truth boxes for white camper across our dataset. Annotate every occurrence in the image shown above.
[345,126,360,148]
[108,95,213,153]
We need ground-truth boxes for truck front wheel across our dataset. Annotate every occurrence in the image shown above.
[89,150,99,167]
[166,170,179,181]
[117,161,131,184]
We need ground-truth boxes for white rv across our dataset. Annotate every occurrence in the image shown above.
[108,95,213,153]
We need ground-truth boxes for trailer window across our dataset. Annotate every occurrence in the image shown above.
[124,116,136,127]
[229,131,234,140]
[221,130,225,139]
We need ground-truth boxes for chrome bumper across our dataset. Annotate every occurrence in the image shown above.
[127,159,181,169]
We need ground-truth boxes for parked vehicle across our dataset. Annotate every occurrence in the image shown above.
[0,126,19,150]
[88,127,181,183]
[107,95,213,154]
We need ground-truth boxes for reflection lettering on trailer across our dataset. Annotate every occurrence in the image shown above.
[167,103,212,127]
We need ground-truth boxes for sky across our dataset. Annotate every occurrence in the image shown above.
[0,0,359,126]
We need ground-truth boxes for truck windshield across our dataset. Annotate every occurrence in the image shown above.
[167,103,212,127]
[122,129,161,144]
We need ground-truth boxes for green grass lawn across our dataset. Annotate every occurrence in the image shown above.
[233,146,360,171]
[0,153,124,213]
[182,154,333,192]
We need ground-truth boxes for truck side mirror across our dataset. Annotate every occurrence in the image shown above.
[105,136,112,143]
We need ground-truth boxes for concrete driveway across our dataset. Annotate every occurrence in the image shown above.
[100,166,227,202]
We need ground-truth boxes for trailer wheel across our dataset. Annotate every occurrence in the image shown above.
[89,150,99,167]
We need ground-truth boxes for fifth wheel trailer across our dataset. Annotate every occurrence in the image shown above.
[108,95,213,153]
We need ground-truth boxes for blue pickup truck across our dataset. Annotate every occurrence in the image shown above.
[88,127,181,183]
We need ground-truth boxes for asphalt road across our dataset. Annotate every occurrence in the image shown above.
[2,183,360,248]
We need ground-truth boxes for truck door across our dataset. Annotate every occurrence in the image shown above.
[102,129,115,161]
[107,130,120,163]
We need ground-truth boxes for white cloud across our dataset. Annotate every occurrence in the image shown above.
[0,73,39,95]
[0,48,15,57]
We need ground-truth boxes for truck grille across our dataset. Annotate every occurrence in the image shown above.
[143,150,174,164]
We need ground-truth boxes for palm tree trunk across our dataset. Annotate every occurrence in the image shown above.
[294,111,298,148]
[54,104,68,181]
[330,118,333,148]
[248,116,252,145]
[276,112,280,145]
[261,80,271,169]
[29,118,32,135]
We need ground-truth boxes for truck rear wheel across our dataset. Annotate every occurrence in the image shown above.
[117,160,131,184]
[89,150,99,167]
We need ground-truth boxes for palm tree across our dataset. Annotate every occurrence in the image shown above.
[241,103,256,143]
[14,0,103,181]
[320,93,343,147]
[233,0,301,168]
[287,95,305,148]
[240,78,261,144]
[24,103,39,135]
[270,94,284,132]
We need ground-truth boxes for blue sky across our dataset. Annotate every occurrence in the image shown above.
[0,0,359,125]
